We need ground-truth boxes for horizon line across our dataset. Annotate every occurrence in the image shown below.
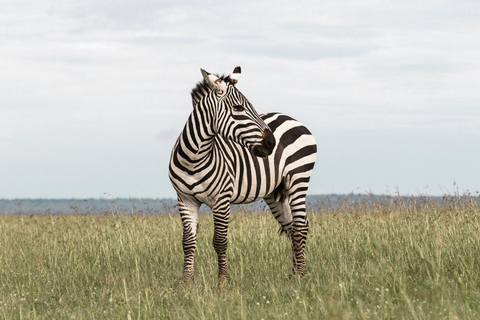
[0,192,469,201]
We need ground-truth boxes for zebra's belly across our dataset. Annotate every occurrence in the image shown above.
[230,181,275,204]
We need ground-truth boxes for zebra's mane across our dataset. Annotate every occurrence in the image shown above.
[190,74,233,107]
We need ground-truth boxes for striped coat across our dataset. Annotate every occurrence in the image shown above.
[169,67,317,282]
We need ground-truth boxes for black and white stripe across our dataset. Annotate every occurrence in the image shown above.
[169,66,317,282]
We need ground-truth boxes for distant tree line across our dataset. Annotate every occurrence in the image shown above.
[0,194,465,215]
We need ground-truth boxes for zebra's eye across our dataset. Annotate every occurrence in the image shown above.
[233,105,245,112]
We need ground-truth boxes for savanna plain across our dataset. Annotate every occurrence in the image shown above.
[1,195,480,319]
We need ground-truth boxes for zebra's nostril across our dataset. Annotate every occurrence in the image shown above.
[262,129,276,151]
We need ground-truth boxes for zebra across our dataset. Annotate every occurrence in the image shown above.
[168,66,317,282]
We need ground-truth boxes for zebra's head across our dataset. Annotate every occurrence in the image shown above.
[193,66,276,157]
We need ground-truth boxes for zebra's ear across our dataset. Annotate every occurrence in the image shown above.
[229,66,241,85]
[201,68,227,94]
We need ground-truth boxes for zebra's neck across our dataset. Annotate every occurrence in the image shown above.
[176,106,216,166]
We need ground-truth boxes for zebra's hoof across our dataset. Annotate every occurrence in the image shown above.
[288,270,310,280]
[217,274,230,288]
[182,272,195,284]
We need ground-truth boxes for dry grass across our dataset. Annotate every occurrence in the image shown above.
[1,196,480,319]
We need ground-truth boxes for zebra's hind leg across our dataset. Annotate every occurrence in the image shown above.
[289,191,309,276]
[266,180,310,276]
[286,173,312,276]
[177,194,201,283]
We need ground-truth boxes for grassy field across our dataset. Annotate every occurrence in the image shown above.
[1,197,480,319]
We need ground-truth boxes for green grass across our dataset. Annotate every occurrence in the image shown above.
[1,199,480,319]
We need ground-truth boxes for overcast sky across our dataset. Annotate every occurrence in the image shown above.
[1,0,479,199]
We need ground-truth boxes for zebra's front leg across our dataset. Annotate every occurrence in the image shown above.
[212,200,231,282]
[178,195,200,282]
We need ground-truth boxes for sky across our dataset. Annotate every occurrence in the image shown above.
[1,0,479,199]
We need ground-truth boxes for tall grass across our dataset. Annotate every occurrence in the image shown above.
[1,196,479,319]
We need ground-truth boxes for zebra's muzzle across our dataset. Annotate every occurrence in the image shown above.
[252,129,276,157]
